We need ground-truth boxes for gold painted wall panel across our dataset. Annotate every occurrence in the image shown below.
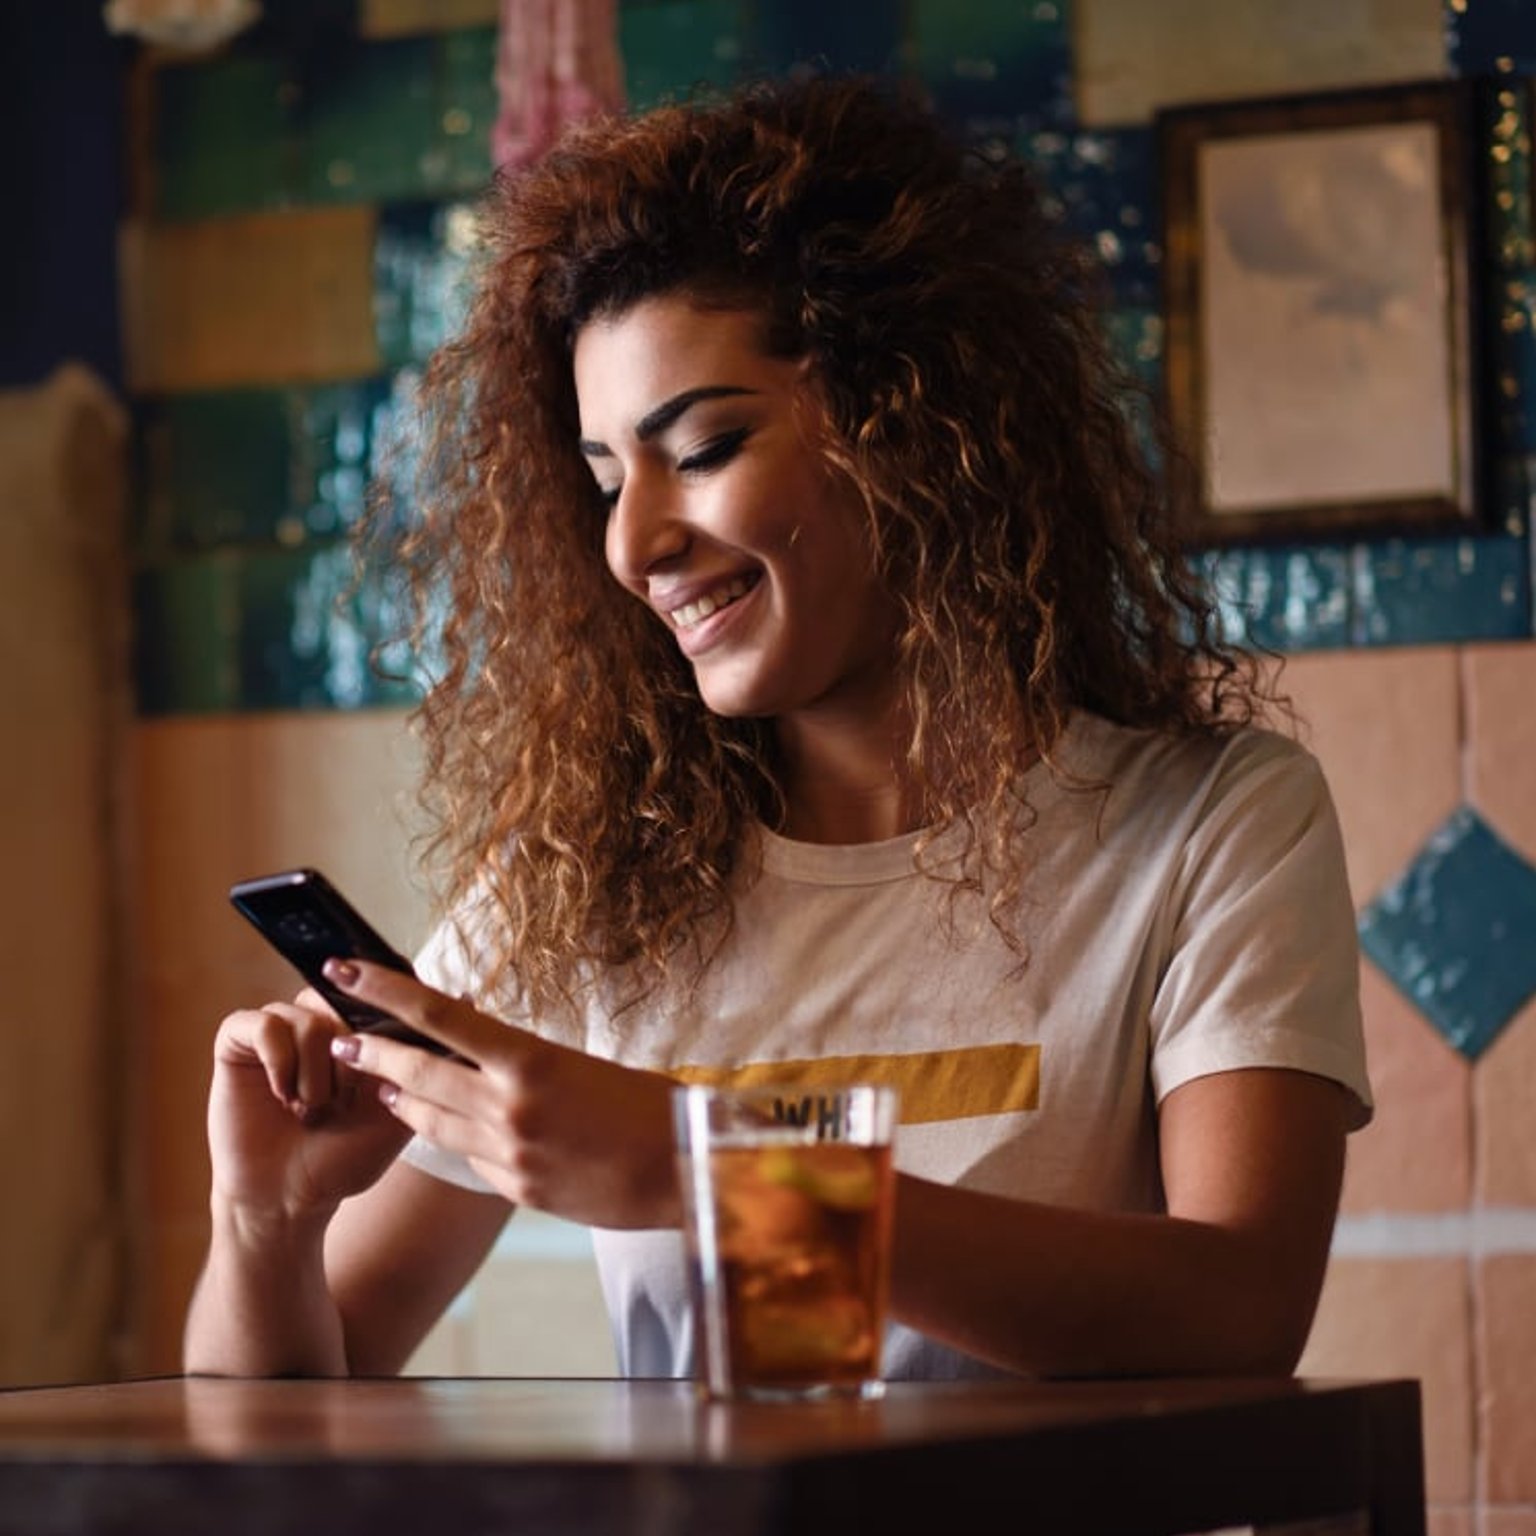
[120,207,381,393]
[1074,0,1447,125]
[360,0,499,37]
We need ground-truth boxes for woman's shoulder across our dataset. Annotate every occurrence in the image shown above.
[1030,717,1351,951]
[1060,711,1312,783]
[1051,713,1328,834]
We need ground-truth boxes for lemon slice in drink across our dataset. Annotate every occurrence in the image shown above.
[758,1146,878,1211]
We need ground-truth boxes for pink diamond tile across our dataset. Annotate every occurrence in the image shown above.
[1342,960,1471,1215]
[1464,642,1536,865]
[1282,648,1462,906]
[1473,995,1536,1207]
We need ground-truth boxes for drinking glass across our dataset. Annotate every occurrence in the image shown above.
[673,1082,898,1402]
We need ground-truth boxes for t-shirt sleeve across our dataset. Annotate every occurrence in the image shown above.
[395,910,501,1195]
[1148,734,1373,1129]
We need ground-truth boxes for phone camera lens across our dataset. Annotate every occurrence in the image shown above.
[277,912,331,946]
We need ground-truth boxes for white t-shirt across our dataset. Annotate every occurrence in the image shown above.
[404,716,1371,1380]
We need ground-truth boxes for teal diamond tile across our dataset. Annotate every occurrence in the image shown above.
[1358,806,1536,1060]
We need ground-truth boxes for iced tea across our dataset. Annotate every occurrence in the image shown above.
[675,1084,898,1401]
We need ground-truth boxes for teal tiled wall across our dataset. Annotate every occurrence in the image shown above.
[156,29,498,218]
[134,544,417,713]
[620,0,745,110]
[133,0,1536,715]
[1358,806,1536,1060]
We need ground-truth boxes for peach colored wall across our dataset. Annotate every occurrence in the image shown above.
[127,646,1536,1525]
[128,711,431,1369]
[0,368,131,1387]
[1288,643,1536,1529]
[128,710,615,1378]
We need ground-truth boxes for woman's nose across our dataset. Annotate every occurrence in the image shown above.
[605,474,689,583]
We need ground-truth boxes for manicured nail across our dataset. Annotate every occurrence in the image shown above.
[323,958,360,987]
[330,1035,360,1063]
[379,1083,399,1109]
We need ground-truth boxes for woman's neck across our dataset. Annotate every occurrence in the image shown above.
[772,707,920,845]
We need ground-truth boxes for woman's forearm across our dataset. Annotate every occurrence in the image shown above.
[182,1201,349,1378]
[889,1070,1347,1378]
[888,1174,1324,1379]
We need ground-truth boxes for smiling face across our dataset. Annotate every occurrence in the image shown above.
[573,293,900,732]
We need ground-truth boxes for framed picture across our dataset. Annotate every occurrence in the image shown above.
[1158,81,1485,545]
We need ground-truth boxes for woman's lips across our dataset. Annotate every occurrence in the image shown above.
[668,572,757,631]
[667,572,762,658]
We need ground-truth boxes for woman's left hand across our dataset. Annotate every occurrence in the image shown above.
[322,959,681,1230]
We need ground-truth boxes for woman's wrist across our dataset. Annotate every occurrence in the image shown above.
[187,1197,350,1378]
[209,1192,336,1257]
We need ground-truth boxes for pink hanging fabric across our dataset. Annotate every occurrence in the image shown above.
[491,0,627,172]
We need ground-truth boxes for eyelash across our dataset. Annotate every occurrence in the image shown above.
[596,427,752,512]
[679,426,751,475]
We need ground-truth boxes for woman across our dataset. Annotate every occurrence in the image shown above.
[185,75,1370,1381]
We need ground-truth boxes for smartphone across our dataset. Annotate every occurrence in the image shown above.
[228,867,451,1056]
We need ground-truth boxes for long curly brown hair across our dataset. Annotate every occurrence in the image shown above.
[368,75,1272,1020]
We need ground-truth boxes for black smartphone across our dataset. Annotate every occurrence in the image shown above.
[228,867,450,1056]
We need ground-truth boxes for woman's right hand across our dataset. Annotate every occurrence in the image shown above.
[206,992,413,1229]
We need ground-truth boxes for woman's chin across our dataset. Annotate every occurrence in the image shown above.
[693,673,779,722]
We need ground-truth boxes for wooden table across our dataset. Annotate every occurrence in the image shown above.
[0,1375,1423,1535]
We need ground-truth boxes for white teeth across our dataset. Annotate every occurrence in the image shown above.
[670,577,753,630]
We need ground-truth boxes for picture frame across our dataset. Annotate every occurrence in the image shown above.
[1158,80,1486,545]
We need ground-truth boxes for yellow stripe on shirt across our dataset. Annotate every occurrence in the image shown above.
[669,1043,1039,1125]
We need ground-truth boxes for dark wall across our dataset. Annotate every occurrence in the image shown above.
[0,0,126,390]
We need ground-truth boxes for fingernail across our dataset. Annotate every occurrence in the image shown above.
[323,958,360,987]
[379,1083,399,1109]
[330,1035,360,1063]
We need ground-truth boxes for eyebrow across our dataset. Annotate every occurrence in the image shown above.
[578,385,757,458]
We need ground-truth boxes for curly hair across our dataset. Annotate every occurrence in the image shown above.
[368,74,1273,1020]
